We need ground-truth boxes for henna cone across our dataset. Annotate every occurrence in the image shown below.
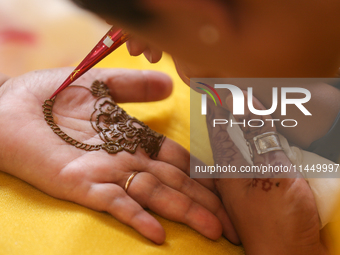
[50,27,129,99]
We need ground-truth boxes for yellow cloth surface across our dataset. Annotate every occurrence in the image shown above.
[0,47,244,255]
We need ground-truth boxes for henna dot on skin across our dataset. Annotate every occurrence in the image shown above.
[275,182,280,187]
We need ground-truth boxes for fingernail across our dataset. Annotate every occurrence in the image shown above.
[144,48,153,63]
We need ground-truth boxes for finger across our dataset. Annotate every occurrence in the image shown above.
[82,183,166,244]
[153,138,190,174]
[146,160,240,243]
[155,138,218,192]
[89,69,173,103]
[152,138,240,243]
[143,47,163,63]
[153,137,240,243]
[126,38,163,63]
[126,38,148,56]
[148,159,219,219]
[190,155,217,192]
[127,172,223,240]
[22,68,172,104]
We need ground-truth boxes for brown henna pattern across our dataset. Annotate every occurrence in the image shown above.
[251,178,274,192]
[43,100,102,152]
[206,104,245,167]
[43,81,165,157]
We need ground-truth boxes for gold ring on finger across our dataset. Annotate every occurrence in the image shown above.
[124,171,139,192]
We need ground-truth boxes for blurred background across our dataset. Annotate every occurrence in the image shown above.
[0,0,110,77]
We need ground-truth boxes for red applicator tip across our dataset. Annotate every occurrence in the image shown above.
[50,27,129,99]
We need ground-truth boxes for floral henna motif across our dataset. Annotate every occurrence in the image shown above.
[251,178,274,192]
[43,80,165,157]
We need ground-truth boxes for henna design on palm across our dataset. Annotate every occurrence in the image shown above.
[43,81,165,157]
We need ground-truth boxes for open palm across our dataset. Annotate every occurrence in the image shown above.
[0,68,239,244]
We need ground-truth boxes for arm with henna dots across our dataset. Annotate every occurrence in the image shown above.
[205,92,329,255]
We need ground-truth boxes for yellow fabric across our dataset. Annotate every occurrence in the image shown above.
[0,47,244,255]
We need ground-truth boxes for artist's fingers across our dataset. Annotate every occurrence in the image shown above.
[146,160,240,244]
[143,47,163,63]
[126,38,147,56]
[127,38,163,63]
[126,172,223,240]
[91,69,172,103]
[82,183,166,244]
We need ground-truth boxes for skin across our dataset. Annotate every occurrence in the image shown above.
[1,0,338,253]
[83,0,340,253]
[206,94,328,255]
[120,0,340,148]
[0,68,239,244]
